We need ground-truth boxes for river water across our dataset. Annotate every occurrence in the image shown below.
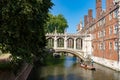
[27,56,120,80]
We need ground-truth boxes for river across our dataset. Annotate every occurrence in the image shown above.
[27,56,120,80]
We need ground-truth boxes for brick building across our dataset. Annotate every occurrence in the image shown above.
[79,0,120,70]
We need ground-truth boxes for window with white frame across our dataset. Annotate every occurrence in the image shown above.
[103,42,105,50]
[96,33,98,38]
[113,9,118,18]
[99,30,105,37]
[92,26,94,31]
[98,32,100,38]
[99,31,101,38]
[89,28,91,32]
[99,43,105,50]
[99,43,102,50]
[114,24,118,34]
[109,27,112,35]
[109,42,112,49]
[101,31,103,37]
[103,18,106,24]
[100,20,102,26]
[114,41,118,50]
[109,12,112,20]
[92,34,95,39]
[98,22,100,27]
[94,24,96,29]
[100,18,106,25]
[103,30,105,37]
[98,43,100,50]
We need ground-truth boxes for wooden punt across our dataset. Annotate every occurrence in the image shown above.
[80,64,96,70]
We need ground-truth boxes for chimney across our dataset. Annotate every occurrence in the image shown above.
[84,15,88,27]
[88,9,93,22]
[106,0,114,11]
[96,0,102,18]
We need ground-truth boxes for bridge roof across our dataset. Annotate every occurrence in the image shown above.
[46,33,90,37]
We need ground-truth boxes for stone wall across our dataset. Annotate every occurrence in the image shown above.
[92,56,120,71]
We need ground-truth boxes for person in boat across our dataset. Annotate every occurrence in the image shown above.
[80,59,83,64]
[91,59,94,66]
[85,64,87,67]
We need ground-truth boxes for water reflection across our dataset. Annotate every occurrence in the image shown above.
[64,56,76,68]
[27,56,120,80]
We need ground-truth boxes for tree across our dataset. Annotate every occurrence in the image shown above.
[0,0,53,62]
[45,14,68,33]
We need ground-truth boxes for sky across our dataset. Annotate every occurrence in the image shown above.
[50,0,106,33]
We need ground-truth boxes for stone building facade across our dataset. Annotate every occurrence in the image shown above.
[79,0,120,71]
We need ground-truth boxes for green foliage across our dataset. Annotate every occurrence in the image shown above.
[0,62,11,70]
[0,0,53,62]
[10,57,24,74]
[45,14,68,33]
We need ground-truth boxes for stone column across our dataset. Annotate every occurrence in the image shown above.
[64,36,67,49]
[54,36,57,49]
[74,38,76,50]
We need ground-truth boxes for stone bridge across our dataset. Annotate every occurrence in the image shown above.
[46,33,92,61]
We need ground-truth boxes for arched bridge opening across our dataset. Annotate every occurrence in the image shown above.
[54,49,86,61]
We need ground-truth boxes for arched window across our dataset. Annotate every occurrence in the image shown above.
[67,38,74,48]
[57,38,64,47]
[76,38,82,49]
[47,38,54,48]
